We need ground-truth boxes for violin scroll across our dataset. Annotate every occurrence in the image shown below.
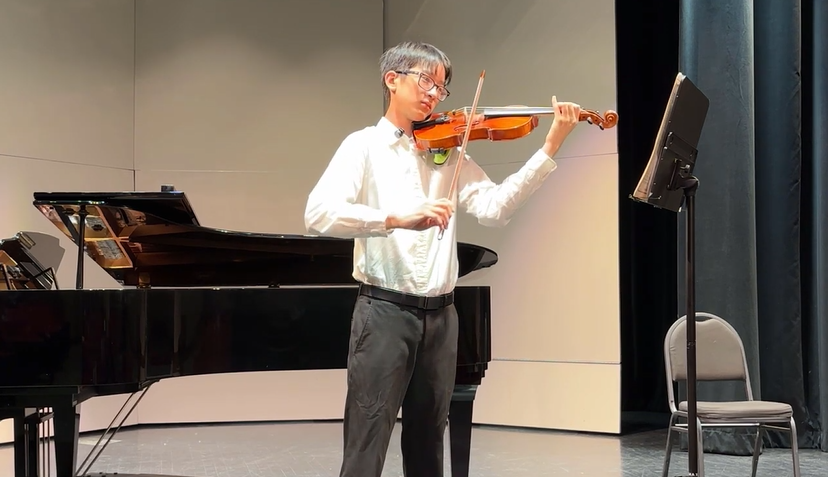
[580,109,618,130]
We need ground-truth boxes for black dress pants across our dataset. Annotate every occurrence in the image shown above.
[338,292,458,477]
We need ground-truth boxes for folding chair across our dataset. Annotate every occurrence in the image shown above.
[662,312,801,477]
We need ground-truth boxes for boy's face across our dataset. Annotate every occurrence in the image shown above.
[387,62,448,122]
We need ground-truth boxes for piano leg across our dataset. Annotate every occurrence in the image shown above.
[10,407,59,477]
[4,385,149,477]
[448,384,477,477]
[12,408,39,477]
[52,406,79,477]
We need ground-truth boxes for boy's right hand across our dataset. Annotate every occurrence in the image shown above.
[387,198,454,231]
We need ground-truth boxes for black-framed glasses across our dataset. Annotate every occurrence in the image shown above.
[395,70,450,101]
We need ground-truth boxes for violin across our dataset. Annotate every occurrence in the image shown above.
[412,105,618,151]
[430,70,618,240]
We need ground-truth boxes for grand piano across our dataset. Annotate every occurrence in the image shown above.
[0,190,496,477]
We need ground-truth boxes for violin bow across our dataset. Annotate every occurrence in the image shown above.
[438,69,485,240]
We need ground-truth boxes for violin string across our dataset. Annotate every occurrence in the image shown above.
[457,106,558,115]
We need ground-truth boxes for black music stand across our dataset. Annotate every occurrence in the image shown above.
[630,72,709,477]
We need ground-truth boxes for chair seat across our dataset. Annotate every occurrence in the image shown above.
[679,400,793,420]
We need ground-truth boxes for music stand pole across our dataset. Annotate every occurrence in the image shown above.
[674,165,700,476]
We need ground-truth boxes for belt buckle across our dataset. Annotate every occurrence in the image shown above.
[417,296,429,309]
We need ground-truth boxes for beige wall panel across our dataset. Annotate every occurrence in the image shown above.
[0,0,135,170]
[134,371,347,425]
[474,360,620,434]
[134,0,383,173]
[457,154,620,364]
[134,169,308,234]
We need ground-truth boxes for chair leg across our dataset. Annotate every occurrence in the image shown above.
[751,425,764,477]
[695,417,705,477]
[662,413,678,477]
[789,417,801,477]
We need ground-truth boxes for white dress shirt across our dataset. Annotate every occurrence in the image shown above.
[304,117,558,297]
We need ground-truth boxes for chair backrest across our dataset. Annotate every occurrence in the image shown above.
[663,312,753,407]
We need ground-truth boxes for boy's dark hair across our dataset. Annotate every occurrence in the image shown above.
[379,41,452,102]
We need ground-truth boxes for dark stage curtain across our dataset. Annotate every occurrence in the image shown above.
[677,0,760,454]
[616,0,679,432]
[617,0,828,454]
[754,0,809,451]
[803,0,828,451]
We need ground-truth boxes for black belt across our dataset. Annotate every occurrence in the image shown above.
[358,283,454,311]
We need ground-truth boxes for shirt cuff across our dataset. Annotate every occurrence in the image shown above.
[526,148,558,180]
[365,209,393,236]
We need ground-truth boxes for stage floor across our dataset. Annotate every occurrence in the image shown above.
[0,420,825,476]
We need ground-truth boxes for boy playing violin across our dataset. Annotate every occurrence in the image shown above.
[304,40,582,477]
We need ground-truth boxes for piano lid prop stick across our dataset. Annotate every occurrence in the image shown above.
[438,69,485,241]
[75,205,88,289]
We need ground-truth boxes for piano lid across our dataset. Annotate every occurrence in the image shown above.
[0,232,56,290]
[33,191,201,226]
[31,191,498,288]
